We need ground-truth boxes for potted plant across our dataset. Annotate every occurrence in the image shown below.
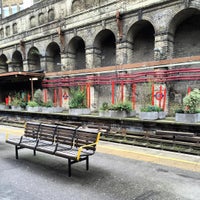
[27,100,40,112]
[41,100,54,113]
[139,105,165,120]
[99,101,135,118]
[11,94,23,111]
[69,88,90,115]
[99,102,110,117]
[175,88,200,123]
[0,102,6,110]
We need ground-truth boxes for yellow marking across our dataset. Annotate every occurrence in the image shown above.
[0,127,24,140]
[97,145,200,172]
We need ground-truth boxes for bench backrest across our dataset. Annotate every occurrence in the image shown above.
[24,122,41,138]
[74,128,100,151]
[55,125,76,147]
[38,124,57,142]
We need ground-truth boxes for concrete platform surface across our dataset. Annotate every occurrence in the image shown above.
[0,126,200,200]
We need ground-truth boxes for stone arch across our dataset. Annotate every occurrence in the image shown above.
[27,47,41,71]
[72,0,85,13]
[94,29,116,67]
[46,42,61,72]
[13,23,18,34]
[67,36,86,70]
[85,0,99,8]
[48,9,54,22]
[0,28,4,39]
[0,54,8,73]
[39,13,45,25]
[169,8,200,58]
[127,20,155,63]
[12,51,23,72]
[30,16,37,28]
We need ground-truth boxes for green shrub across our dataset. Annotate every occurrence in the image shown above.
[33,89,43,106]
[100,102,109,111]
[108,101,133,112]
[28,101,38,107]
[140,105,163,112]
[183,88,200,113]
[43,100,53,107]
[69,88,87,108]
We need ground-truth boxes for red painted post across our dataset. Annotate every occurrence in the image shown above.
[43,89,47,103]
[54,89,57,106]
[121,81,124,102]
[162,88,167,111]
[152,84,154,105]
[159,85,162,108]
[132,84,136,110]
[86,83,91,108]
[187,87,191,95]
[112,81,115,104]
[58,87,62,107]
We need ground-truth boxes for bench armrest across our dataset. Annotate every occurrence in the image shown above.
[76,132,101,160]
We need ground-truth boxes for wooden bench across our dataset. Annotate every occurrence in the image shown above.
[6,122,101,177]
[6,121,41,158]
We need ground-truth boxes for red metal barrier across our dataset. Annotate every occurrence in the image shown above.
[42,67,200,88]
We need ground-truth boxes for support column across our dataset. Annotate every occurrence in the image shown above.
[85,46,101,69]
[116,40,133,65]
[7,63,13,72]
[62,52,75,71]
[0,63,7,73]
[23,60,29,71]
[154,32,174,60]
[40,56,47,72]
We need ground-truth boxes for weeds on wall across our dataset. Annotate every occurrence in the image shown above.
[137,80,153,110]
[69,87,87,108]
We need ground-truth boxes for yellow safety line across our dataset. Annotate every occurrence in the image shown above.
[0,127,24,140]
[97,145,200,172]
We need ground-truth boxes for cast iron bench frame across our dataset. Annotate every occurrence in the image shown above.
[6,121,101,177]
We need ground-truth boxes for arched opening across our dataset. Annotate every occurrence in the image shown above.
[48,9,55,22]
[94,29,116,67]
[127,20,155,63]
[28,47,41,71]
[12,51,23,72]
[46,42,61,72]
[0,54,8,73]
[39,13,45,25]
[68,36,86,70]
[72,0,85,13]
[172,9,200,58]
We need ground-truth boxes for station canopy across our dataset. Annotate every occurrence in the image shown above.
[0,71,44,83]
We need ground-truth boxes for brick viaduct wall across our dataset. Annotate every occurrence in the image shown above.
[0,0,200,113]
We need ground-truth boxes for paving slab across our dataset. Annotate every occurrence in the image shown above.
[0,128,200,200]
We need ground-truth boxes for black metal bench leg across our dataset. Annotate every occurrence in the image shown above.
[86,156,89,170]
[15,145,19,159]
[68,158,71,177]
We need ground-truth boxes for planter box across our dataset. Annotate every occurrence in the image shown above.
[53,107,64,113]
[139,111,166,120]
[109,110,128,118]
[69,108,91,115]
[139,112,158,120]
[41,107,54,113]
[0,104,6,110]
[158,111,166,119]
[175,113,198,123]
[11,106,23,111]
[99,110,136,118]
[26,106,40,112]
[99,110,111,117]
